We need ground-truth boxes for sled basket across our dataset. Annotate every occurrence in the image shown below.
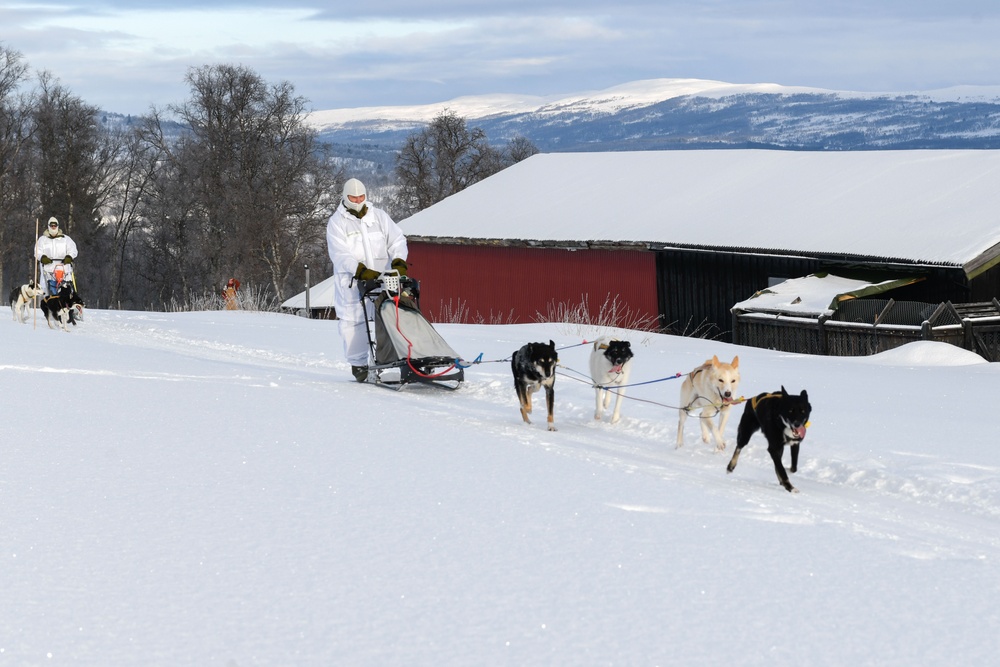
[357,274,464,389]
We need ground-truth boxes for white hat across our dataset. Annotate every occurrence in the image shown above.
[342,178,367,212]
[47,217,59,227]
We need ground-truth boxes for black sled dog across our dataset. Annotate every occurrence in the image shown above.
[41,283,84,332]
[511,340,558,431]
[726,386,811,492]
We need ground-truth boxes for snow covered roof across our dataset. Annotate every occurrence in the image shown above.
[400,149,1000,277]
[732,273,924,317]
[282,275,336,309]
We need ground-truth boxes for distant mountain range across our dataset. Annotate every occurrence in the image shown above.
[306,78,1000,152]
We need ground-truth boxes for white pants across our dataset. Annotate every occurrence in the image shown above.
[340,319,371,366]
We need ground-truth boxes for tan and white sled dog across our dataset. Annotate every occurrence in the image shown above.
[676,355,740,450]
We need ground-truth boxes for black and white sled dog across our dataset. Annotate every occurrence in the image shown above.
[511,339,558,431]
[41,283,84,332]
[9,280,43,323]
[676,355,741,451]
[589,337,634,424]
[726,386,812,493]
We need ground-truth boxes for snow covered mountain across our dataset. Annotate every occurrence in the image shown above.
[307,78,1000,151]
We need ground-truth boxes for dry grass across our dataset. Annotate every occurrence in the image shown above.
[434,298,516,325]
[536,293,662,343]
[164,284,282,313]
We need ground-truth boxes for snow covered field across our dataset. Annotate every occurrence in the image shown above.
[2,308,999,666]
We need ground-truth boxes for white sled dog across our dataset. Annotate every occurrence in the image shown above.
[676,355,741,451]
[589,337,634,424]
[9,280,43,324]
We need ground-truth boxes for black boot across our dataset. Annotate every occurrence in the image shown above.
[351,365,369,382]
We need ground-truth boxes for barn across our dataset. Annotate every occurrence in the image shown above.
[400,149,1000,343]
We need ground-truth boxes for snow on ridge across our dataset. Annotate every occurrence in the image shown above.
[307,93,558,128]
[305,78,1000,132]
[303,78,822,130]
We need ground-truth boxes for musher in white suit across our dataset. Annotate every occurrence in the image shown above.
[35,216,79,296]
[326,178,408,382]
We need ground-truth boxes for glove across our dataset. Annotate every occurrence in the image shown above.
[40,255,51,265]
[391,258,408,276]
[63,256,73,264]
[354,262,380,282]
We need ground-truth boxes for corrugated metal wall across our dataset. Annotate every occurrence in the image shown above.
[407,242,660,328]
[655,248,970,341]
[407,241,973,342]
[655,249,823,340]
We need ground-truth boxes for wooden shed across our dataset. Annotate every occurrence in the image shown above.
[401,150,1000,342]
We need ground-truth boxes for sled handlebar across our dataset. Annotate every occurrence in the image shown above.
[357,272,416,299]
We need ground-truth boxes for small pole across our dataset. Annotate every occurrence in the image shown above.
[304,264,310,316]
[32,216,39,329]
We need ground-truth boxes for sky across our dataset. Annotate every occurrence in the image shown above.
[3,1,1000,115]
[2,304,1000,665]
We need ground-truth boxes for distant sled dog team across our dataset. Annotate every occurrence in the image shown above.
[7,216,86,330]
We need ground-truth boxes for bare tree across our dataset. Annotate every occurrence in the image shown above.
[504,135,540,163]
[101,115,165,305]
[0,45,34,296]
[154,64,340,300]
[31,73,119,300]
[392,110,538,219]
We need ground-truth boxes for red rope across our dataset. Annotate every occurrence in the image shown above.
[389,295,457,379]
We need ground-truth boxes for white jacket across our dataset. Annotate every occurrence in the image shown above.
[326,202,407,321]
[36,230,78,264]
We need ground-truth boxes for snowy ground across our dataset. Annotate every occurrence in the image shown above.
[2,308,999,666]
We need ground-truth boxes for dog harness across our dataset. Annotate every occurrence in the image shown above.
[750,392,783,411]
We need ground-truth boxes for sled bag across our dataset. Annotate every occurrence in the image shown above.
[374,294,459,364]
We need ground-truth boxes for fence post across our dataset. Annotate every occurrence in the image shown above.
[818,314,829,355]
[921,320,932,340]
[304,264,311,315]
[963,317,973,351]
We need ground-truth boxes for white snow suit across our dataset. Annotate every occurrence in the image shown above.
[35,229,79,295]
[326,201,408,366]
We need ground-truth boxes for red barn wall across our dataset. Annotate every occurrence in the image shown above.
[406,242,660,328]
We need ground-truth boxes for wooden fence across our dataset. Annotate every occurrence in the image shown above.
[732,299,1000,362]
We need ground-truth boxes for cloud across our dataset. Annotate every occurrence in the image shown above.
[3,1,1000,114]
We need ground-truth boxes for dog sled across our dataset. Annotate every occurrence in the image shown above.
[357,271,464,390]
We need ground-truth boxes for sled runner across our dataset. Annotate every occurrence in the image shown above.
[357,271,464,390]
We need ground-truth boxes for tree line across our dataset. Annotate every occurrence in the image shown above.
[0,44,537,310]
